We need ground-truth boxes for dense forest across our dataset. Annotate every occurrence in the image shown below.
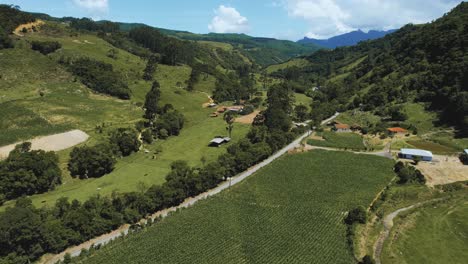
[272,3,468,136]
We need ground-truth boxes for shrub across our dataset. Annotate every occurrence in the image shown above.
[68,144,116,179]
[31,41,61,55]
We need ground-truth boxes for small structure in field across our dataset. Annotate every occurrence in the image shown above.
[208,103,218,108]
[388,127,408,135]
[210,112,219,117]
[209,137,231,147]
[464,149,468,155]
[399,148,433,162]
[217,107,226,113]
[333,123,351,133]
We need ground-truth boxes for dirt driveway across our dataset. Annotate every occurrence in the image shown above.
[0,130,89,159]
[415,155,468,186]
[235,111,260,124]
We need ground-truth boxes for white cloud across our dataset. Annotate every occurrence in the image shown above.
[281,0,460,38]
[72,0,108,13]
[208,5,250,34]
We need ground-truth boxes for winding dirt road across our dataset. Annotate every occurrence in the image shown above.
[41,114,339,264]
[373,198,446,264]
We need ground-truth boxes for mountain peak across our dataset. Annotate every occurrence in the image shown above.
[298,29,397,49]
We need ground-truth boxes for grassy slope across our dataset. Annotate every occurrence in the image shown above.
[0,27,249,210]
[80,150,395,264]
[308,131,366,150]
[382,192,468,264]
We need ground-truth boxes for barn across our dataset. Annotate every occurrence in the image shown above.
[399,148,433,162]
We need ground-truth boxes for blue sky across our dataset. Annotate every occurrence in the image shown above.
[0,0,462,40]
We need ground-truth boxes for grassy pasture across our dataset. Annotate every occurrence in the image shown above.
[0,27,251,211]
[79,150,395,264]
[308,131,366,150]
[382,193,468,264]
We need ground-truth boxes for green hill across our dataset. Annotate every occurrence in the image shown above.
[270,2,468,139]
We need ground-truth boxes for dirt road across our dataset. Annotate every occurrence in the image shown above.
[373,198,445,264]
[41,114,339,264]
[0,130,89,159]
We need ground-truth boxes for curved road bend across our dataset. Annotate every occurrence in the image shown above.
[43,113,340,264]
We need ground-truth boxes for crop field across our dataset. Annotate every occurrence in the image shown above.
[308,131,366,150]
[382,192,468,264]
[79,150,395,264]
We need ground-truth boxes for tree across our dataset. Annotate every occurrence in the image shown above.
[359,255,376,264]
[460,153,468,165]
[345,206,367,225]
[109,128,141,157]
[143,54,159,81]
[294,104,309,121]
[144,81,161,120]
[224,111,235,138]
[68,144,116,179]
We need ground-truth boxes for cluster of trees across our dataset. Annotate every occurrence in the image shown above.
[0,143,61,203]
[69,128,140,179]
[129,27,195,66]
[66,57,131,99]
[69,18,119,33]
[31,40,61,55]
[212,64,256,102]
[142,80,185,141]
[394,161,426,184]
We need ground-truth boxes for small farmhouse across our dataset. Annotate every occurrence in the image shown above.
[388,127,408,135]
[209,137,231,147]
[399,148,433,162]
[334,123,351,133]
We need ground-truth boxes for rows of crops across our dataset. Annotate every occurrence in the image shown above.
[81,150,395,264]
[308,131,366,150]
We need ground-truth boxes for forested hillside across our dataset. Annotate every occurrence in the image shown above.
[272,2,468,136]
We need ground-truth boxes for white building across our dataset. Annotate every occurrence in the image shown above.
[399,149,433,162]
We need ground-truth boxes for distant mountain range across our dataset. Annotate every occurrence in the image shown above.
[297,29,397,49]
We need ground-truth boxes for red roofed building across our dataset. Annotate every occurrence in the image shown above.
[387,127,408,135]
[334,123,351,133]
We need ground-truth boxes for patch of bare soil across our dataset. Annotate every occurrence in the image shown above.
[13,20,45,36]
[416,155,468,186]
[0,130,89,159]
[235,110,260,124]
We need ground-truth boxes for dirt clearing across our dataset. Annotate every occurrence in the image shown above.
[0,130,89,159]
[415,155,468,186]
[235,111,260,124]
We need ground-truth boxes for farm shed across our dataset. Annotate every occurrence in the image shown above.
[464,149,468,155]
[399,148,433,162]
[209,137,231,147]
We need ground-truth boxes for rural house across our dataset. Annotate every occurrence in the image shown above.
[399,148,433,162]
[333,123,351,133]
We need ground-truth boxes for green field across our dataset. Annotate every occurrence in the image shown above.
[79,150,395,264]
[308,131,366,150]
[0,26,250,210]
[382,193,468,264]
